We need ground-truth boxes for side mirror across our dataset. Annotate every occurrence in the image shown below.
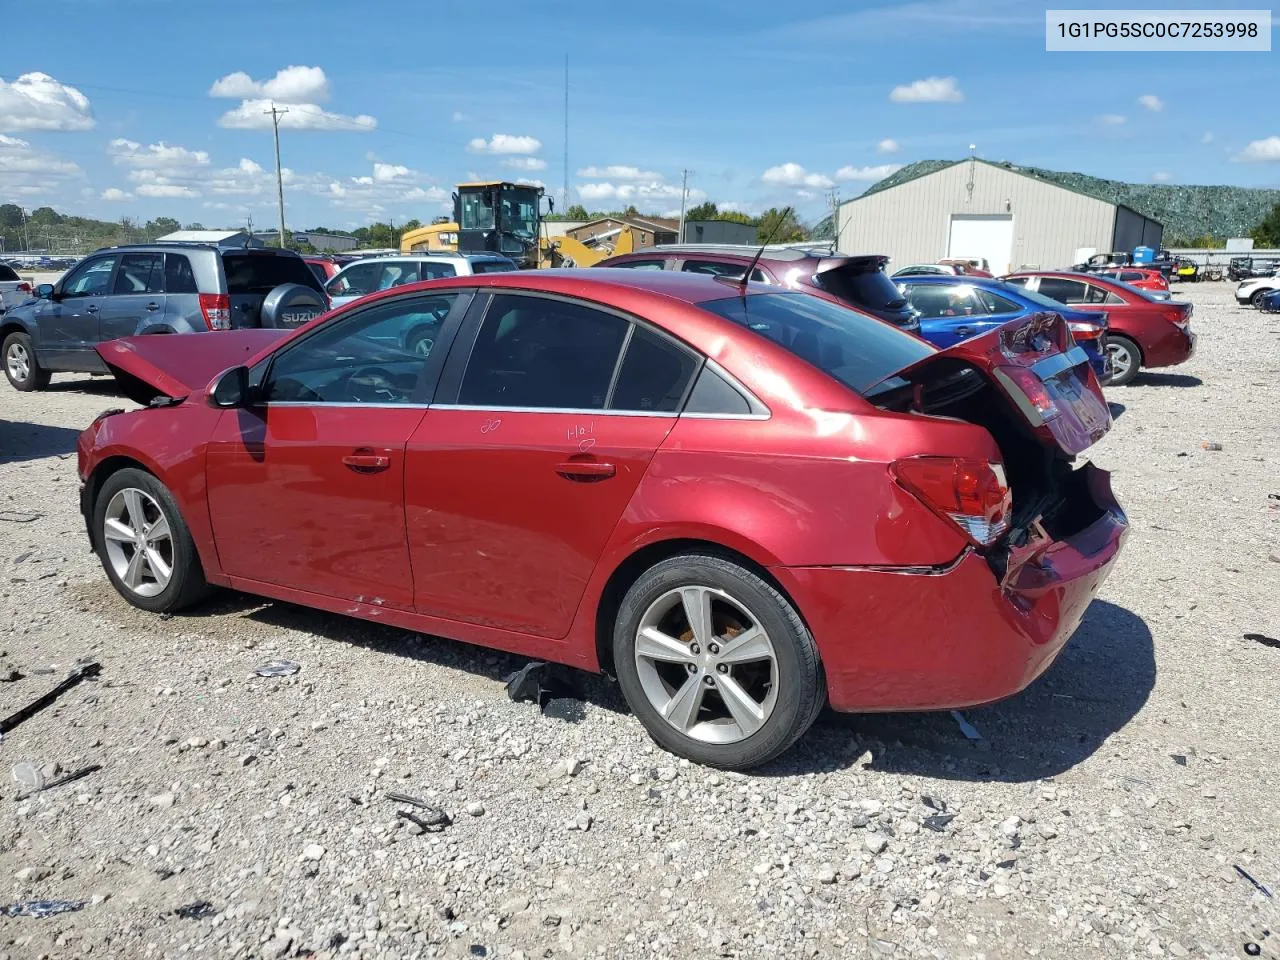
[35,284,54,300]
[210,365,250,408]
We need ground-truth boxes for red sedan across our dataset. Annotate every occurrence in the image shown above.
[1096,267,1169,292]
[77,270,1127,769]
[1004,271,1194,386]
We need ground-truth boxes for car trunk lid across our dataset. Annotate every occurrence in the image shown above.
[96,329,288,406]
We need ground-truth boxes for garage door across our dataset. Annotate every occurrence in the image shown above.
[948,215,1014,276]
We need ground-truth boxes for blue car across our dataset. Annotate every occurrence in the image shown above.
[1260,288,1280,313]
[894,275,1110,382]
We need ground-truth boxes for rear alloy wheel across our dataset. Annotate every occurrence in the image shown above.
[613,554,823,769]
[3,331,51,391]
[92,467,212,613]
[1104,334,1142,387]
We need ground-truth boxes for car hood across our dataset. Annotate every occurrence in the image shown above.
[96,330,288,407]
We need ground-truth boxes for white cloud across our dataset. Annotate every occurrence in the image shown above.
[761,162,834,188]
[835,163,901,181]
[1201,131,1215,144]
[217,99,376,132]
[502,156,547,172]
[466,134,542,155]
[876,138,900,154]
[515,178,546,188]
[1152,171,1172,182]
[796,189,816,199]
[373,162,413,181]
[0,72,94,132]
[1236,136,1280,162]
[1137,94,1164,112]
[577,164,661,180]
[136,183,200,199]
[1099,114,1127,126]
[889,76,963,103]
[108,138,210,175]
[0,134,82,197]
[317,161,448,211]
[100,187,134,201]
[451,111,469,122]
[577,181,705,205]
[210,66,330,104]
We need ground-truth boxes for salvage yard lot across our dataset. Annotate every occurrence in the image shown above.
[1,283,1278,960]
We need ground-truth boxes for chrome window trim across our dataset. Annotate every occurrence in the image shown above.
[263,401,433,409]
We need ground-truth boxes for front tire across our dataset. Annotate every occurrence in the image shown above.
[1105,334,1142,386]
[3,331,51,391]
[92,467,212,613]
[613,554,824,770]
[1252,289,1270,308]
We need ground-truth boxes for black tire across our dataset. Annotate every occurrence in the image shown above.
[1252,289,1271,308]
[3,331,51,391]
[612,554,824,770]
[1105,334,1143,387]
[91,467,213,613]
[403,323,436,358]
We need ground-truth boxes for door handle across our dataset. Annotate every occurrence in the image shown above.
[555,460,616,482]
[86,304,98,314]
[146,302,160,312]
[955,326,973,337]
[342,451,391,472]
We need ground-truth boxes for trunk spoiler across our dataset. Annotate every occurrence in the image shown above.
[95,330,288,407]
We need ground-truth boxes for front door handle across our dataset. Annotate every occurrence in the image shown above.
[86,304,99,314]
[555,460,616,482]
[955,326,973,337]
[146,302,160,312]
[342,450,391,472]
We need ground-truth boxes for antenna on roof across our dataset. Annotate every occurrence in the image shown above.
[737,209,793,296]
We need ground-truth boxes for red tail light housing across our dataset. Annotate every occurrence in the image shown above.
[199,293,231,331]
[1068,321,1104,342]
[16,282,32,294]
[892,457,1012,546]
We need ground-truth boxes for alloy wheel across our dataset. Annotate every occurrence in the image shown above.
[102,488,174,598]
[634,585,778,744]
[5,342,30,383]
[1105,341,1134,380]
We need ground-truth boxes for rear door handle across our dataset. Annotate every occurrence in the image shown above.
[342,451,391,472]
[555,460,616,481]
[146,302,160,312]
[86,304,98,314]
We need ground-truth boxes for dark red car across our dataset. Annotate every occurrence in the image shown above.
[1004,271,1194,386]
[78,269,1127,769]
[1096,267,1169,293]
[304,256,343,284]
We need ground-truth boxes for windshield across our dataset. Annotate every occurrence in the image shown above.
[700,292,932,395]
[499,187,539,239]
[460,190,496,230]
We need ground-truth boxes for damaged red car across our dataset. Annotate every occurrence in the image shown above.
[78,269,1127,769]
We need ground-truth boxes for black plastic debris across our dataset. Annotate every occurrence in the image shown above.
[505,661,580,718]
[0,511,42,524]
[1171,754,1188,766]
[0,658,100,739]
[173,901,216,920]
[950,710,982,741]
[1244,943,1261,956]
[2,899,87,918]
[921,796,948,813]
[1244,633,1280,650]
[1235,865,1273,899]
[254,659,301,678]
[922,814,957,832]
[387,792,451,832]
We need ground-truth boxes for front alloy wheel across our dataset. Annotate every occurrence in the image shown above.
[102,487,173,598]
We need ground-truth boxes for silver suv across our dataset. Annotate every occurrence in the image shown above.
[325,253,518,308]
[2,243,328,392]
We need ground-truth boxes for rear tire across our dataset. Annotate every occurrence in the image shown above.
[3,331,50,391]
[1105,334,1142,387]
[612,554,824,770]
[92,467,213,613]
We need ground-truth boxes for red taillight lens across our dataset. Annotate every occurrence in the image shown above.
[892,457,1012,546]
[16,282,32,294]
[1068,321,1103,341]
[1000,364,1060,423]
[199,293,231,331]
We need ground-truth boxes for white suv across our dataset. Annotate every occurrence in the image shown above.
[1235,270,1280,308]
[325,254,518,308]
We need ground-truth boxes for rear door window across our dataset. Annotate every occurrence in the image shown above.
[609,326,698,412]
[681,260,766,282]
[376,262,419,290]
[973,289,1024,314]
[164,254,199,294]
[902,284,986,319]
[420,261,459,280]
[112,253,164,295]
[700,292,932,396]
[1036,277,1089,304]
[327,262,381,298]
[470,260,516,274]
[222,253,322,295]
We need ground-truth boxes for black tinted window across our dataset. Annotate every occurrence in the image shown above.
[1037,277,1088,304]
[0,264,19,282]
[700,292,932,396]
[112,254,164,295]
[608,259,665,271]
[420,261,458,280]
[682,260,765,282]
[223,253,321,295]
[459,295,629,409]
[610,327,697,412]
[814,265,906,310]
[685,366,751,415]
[329,261,381,297]
[307,262,328,283]
[164,254,198,294]
[471,261,516,274]
[974,289,1023,314]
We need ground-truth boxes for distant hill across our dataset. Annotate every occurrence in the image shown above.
[853,160,1280,245]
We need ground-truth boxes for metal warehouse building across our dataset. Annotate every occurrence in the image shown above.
[836,159,1164,275]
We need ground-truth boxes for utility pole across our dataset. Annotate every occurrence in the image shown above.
[677,169,690,243]
[20,206,30,253]
[827,188,840,250]
[265,104,289,247]
[562,55,569,214]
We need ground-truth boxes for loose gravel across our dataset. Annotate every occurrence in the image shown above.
[1,282,1278,960]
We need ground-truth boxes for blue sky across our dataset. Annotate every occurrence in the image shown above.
[1,0,1276,230]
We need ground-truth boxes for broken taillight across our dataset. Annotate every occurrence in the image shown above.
[199,293,232,331]
[1000,364,1060,422]
[16,282,32,294]
[891,457,1012,546]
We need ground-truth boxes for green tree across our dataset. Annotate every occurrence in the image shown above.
[622,205,639,219]
[401,218,422,232]
[145,216,181,236]
[29,206,63,225]
[1250,203,1280,247]
[756,207,806,244]
[719,210,756,225]
[685,201,719,221]
[564,204,589,220]
[183,221,207,231]
[0,204,23,229]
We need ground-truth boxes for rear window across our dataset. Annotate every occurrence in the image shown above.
[306,262,328,283]
[0,264,19,282]
[700,292,932,395]
[814,265,907,311]
[222,253,323,295]
[471,260,518,274]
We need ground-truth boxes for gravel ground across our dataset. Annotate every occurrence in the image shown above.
[1,282,1278,960]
